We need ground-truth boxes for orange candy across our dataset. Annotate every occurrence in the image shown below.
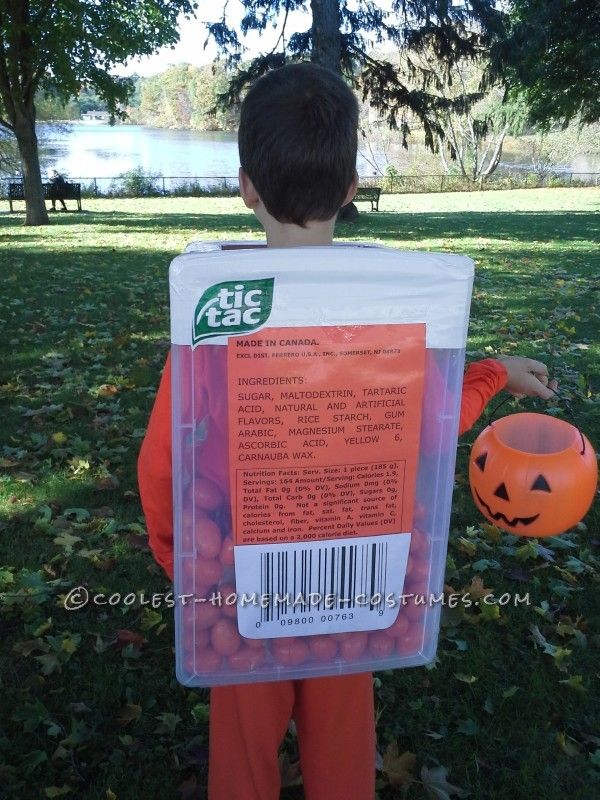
[194,629,210,649]
[338,632,368,661]
[211,618,242,657]
[229,646,267,671]
[217,583,238,619]
[396,626,424,656]
[308,635,338,662]
[382,614,409,639]
[241,635,265,650]
[368,630,395,658]
[404,599,427,624]
[272,637,309,667]
[196,515,222,559]
[195,647,222,673]
[196,557,222,587]
[409,528,430,558]
[195,477,223,511]
[194,601,221,630]
[219,536,235,567]
[405,560,429,584]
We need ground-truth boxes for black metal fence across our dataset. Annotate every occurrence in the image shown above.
[1,171,599,201]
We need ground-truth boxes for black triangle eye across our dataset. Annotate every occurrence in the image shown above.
[494,483,509,501]
[474,452,488,471]
[531,474,551,492]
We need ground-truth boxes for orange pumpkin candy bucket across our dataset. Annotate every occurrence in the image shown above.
[469,413,597,537]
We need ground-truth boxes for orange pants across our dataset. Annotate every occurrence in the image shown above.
[209,672,376,800]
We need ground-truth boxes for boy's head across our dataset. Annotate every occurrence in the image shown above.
[238,62,359,228]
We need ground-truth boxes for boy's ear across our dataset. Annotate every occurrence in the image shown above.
[342,171,359,206]
[239,167,260,210]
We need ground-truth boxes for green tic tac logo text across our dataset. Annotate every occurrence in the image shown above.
[193,278,274,344]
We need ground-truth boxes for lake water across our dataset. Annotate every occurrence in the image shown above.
[39,123,242,180]
[38,122,599,184]
[40,122,388,181]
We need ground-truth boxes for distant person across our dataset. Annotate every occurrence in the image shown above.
[48,169,68,212]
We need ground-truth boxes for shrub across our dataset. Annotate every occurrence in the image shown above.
[109,168,162,198]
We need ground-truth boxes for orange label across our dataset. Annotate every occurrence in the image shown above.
[228,324,426,545]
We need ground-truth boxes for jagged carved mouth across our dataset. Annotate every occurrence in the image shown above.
[475,491,540,527]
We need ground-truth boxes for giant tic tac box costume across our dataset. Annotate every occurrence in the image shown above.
[170,242,473,686]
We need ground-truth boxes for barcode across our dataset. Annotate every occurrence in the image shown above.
[259,541,389,622]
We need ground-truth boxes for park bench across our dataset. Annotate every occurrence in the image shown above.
[8,181,82,212]
[354,186,381,211]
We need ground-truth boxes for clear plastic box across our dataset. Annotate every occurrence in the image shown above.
[170,242,473,686]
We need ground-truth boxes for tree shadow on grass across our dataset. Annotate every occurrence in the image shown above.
[2,209,598,244]
[338,210,599,244]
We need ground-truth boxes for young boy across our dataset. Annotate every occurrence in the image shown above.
[138,63,556,800]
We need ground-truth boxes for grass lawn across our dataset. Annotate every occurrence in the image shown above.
[0,188,599,799]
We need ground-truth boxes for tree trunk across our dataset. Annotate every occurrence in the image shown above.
[14,108,49,226]
[310,0,341,75]
[482,126,508,178]
[311,0,358,219]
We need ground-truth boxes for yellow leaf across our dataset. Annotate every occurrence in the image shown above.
[97,384,119,397]
[33,618,53,637]
[45,787,72,798]
[456,537,477,557]
[479,601,501,622]
[454,673,478,684]
[382,743,417,788]
[106,791,117,800]
[481,523,503,543]
[559,675,585,693]
[556,732,580,757]
[463,575,494,601]
[53,533,82,553]
[61,636,80,655]
[117,703,142,726]
[51,432,68,445]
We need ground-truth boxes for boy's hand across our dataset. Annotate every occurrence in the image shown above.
[497,356,558,401]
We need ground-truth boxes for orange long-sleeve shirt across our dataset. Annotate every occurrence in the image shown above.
[137,356,507,581]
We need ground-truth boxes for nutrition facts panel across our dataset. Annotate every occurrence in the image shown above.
[228,325,426,545]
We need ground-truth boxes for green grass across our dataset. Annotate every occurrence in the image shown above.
[0,189,599,800]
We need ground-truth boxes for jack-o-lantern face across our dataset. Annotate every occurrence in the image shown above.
[469,413,597,538]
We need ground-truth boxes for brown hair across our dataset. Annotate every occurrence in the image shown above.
[238,62,359,226]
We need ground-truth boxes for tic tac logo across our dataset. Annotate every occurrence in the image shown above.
[192,278,275,344]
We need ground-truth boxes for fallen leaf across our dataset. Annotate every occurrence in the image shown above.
[127,533,150,551]
[97,384,119,397]
[178,774,202,800]
[456,718,478,735]
[456,537,477,557]
[462,575,493,601]
[68,702,91,715]
[117,703,142,726]
[93,506,114,518]
[114,630,147,650]
[559,675,585,693]
[279,753,303,787]
[44,787,72,798]
[382,742,417,789]
[420,765,469,799]
[480,523,503,543]
[556,732,581,757]
[506,568,531,583]
[454,673,478,684]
